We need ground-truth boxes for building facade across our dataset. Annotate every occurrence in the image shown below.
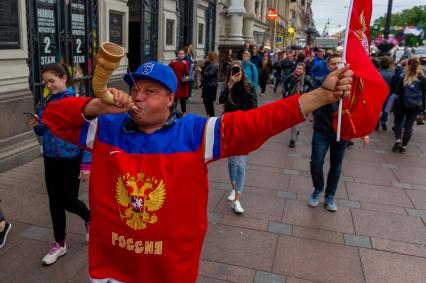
[0,0,218,172]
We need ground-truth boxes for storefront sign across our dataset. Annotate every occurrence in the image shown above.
[36,0,57,65]
[71,0,86,64]
[0,0,20,49]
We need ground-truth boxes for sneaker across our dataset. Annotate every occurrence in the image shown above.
[227,190,236,201]
[85,222,90,242]
[261,92,265,96]
[347,140,354,148]
[399,146,407,154]
[381,123,388,131]
[392,142,402,152]
[289,140,295,148]
[308,191,321,207]
[232,200,244,214]
[324,197,338,212]
[42,242,67,265]
[0,222,12,249]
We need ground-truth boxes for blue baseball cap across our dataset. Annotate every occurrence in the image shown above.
[123,61,177,93]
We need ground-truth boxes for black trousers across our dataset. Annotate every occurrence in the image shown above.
[174,97,187,113]
[0,208,4,222]
[394,105,419,146]
[44,156,90,242]
[259,74,268,93]
[202,85,217,117]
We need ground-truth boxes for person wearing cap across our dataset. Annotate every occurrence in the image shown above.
[42,60,353,283]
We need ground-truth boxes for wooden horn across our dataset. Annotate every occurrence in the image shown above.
[92,42,125,104]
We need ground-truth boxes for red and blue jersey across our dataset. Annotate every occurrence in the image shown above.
[43,95,304,283]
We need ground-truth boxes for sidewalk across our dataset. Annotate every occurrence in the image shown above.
[1,87,426,283]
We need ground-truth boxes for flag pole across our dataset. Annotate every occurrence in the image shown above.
[337,0,354,142]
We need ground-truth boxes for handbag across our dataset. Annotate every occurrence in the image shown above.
[219,88,229,104]
[181,74,194,84]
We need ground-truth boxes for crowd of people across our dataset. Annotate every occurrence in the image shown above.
[0,39,424,283]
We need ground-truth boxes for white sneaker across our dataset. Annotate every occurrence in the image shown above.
[232,200,244,214]
[227,190,236,201]
[42,242,67,265]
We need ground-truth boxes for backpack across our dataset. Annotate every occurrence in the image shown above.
[403,79,422,108]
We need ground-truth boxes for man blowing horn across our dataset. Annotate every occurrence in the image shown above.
[42,60,353,283]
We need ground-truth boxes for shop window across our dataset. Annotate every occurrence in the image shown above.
[0,0,20,49]
[198,23,204,45]
[166,19,175,45]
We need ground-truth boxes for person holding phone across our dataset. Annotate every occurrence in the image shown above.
[28,62,91,266]
[221,61,258,213]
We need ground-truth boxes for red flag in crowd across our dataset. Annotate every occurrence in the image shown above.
[333,0,389,139]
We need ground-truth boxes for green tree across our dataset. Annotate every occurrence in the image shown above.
[370,5,426,46]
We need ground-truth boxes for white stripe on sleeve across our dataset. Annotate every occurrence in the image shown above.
[86,118,98,149]
[204,117,218,162]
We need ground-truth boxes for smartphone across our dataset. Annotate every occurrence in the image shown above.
[23,112,43,124]
[231,66,240,75]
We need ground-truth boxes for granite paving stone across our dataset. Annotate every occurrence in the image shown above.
[277,191,297,200]
[291,226,344,244]
[282,200,355,234]
[346,182,413,207]
[343,163,396,182]
[220,214,268,231]
[254,271,285,283]
[273,236,365,283]
[247,150,287,168]
[405,189,426,210]
[283,169,300,176]
[371,238,426,258]
[352,209,426,245]
[244,170,290,191]
[267,222,293,235]
[287,175,348,199]
[208,189,225,210]
[201,224,277,271]
[198,260,255,283]
[286,277,320,283]
[391,181,412,189]
[208,212,224,224]
[214,193,284,222]
[360,248,426,283]
[0,238,87,282]
[19,225,50,240]
[394,166,426,185]
[338,199,361,209]
[405,208,426,218]
[344,234,372,248]
[360,201,407,215]
[197,276,231,283]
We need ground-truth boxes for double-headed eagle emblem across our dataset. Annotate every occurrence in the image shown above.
[353,11,370,55]
[115,172,166,230]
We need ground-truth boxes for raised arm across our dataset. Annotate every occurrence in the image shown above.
[205,65,353,160]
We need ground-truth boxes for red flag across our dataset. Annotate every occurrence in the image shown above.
[333,0,389,139]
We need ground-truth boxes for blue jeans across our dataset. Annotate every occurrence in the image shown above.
[228,155,248,194]
[310,131,347,199]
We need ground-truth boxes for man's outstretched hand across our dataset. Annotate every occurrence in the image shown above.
[321,64,353,103]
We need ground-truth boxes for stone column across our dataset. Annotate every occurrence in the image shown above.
[261,0,267,22]
[226,0,246,44]
[242,0,255,43]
